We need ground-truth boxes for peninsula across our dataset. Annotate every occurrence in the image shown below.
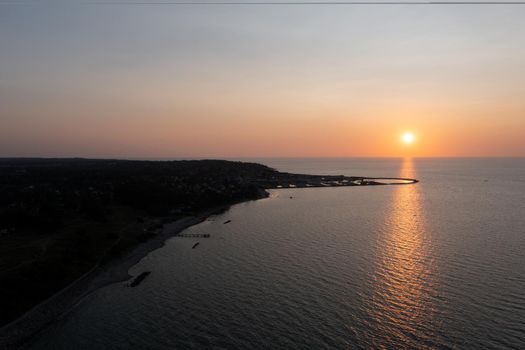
[0,158,417,347]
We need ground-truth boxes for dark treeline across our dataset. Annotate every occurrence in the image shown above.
[0,158,276,327]
[0,158,275,232]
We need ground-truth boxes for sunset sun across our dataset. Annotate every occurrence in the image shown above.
[402,132,415,145]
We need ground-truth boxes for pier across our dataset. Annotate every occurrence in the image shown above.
[176,233,211,238]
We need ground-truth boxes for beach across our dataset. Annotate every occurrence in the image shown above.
[0,205,238,350]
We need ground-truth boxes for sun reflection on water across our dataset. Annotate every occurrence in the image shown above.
[365,158,437,348]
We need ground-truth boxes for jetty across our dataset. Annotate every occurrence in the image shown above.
[257,174,418,189]
[176,233,210,238]
[129,271,151,288]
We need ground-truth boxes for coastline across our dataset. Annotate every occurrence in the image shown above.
[0,174,420,349]
[0,203,247,350]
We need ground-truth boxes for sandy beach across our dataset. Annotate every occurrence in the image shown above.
[0,206,231,350]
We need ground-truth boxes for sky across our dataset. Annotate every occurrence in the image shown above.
[1,1,524,158]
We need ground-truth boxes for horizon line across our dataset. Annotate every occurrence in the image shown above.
[2,156,525,160]
[2,1,525,5]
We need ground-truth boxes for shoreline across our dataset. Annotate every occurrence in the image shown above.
[0,204,241,350]
[0,177,419,349]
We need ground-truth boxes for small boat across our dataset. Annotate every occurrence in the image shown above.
[223,220,231,224]
[192,242,200,249]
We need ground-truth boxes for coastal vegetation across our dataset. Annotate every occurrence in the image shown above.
[0,158,274,326]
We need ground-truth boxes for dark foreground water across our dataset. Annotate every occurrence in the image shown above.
[28,158,525,349]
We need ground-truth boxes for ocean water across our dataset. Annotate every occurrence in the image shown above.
[28,158,525,349]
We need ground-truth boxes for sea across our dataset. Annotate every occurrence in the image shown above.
[27,158,525,349]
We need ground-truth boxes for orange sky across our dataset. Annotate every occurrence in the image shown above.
[1,3,524,158]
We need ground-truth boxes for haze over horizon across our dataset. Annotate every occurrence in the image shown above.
[1,1,524,158]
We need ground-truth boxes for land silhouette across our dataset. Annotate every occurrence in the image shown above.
[0,158,417,347]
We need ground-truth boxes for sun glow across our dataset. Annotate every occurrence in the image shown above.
[402,132,415,145]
